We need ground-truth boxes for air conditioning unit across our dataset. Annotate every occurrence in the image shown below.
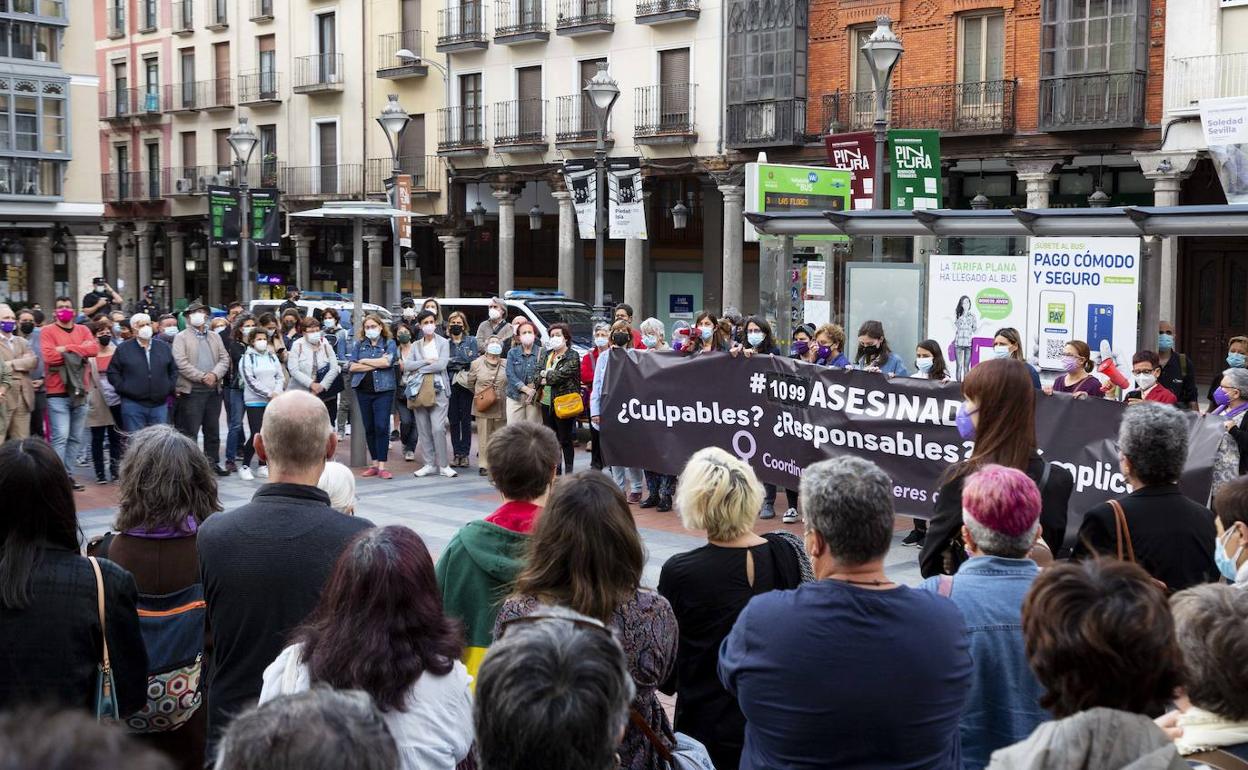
[174,177,195,194]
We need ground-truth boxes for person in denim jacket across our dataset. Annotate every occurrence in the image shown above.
[348,314,398,479]
[445,311,479,468]
[920,465,1048,770]
[504,320,542,425]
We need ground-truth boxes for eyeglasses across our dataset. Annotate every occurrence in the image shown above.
[497,610,615,641]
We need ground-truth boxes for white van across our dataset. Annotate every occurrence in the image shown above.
[436,291,596,357]
[248,292,393,332]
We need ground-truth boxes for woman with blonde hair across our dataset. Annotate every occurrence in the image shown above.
[657,447,810,770]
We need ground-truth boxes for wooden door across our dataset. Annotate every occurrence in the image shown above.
[318,123,338,193]
[1183,246,1248,379]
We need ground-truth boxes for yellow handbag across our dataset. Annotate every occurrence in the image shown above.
[554,391,584,419]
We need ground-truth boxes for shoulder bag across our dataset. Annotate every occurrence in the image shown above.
[89,557,120,722]
[629,708,715,770]
[473,366,500,413]
[1186,749,1248,770]
[1109,498,1169,593]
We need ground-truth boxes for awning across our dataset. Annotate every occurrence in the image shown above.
[744,204,1248,238]
[289,201,429,220]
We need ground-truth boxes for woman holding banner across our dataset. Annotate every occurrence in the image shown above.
[919,358,1074,578]
[685,311,729,357]
[814,324,849,367]
[853,321,909,377]
[1045,341,1104,399]
[991,328,1042,389]
[1210,367,1248,499]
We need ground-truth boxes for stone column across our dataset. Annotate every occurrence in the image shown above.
[168,231,186,305]
[71,235,108,311]
[1011,159,1064,209]
[134,222,152,291]
[364,234,387,305]
[1136,151,1200,342]
[439,234,464,298]
[207,246,223,307]
[101,223,118,286]
[294,232,315,291]
[493,188,518,295]
[24,235,53,310]
[720,184,744,313]
[553,190,575,297]
[117,229,137,302]
[624,237,644,317]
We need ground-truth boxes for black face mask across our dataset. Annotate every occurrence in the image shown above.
[98,335,112,347]
[448,324,464,335]
[283,321,296,330]
[19,321,34,335]
[611,332,631,348]
[859,344,879,359]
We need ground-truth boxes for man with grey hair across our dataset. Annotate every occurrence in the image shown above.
[477,606,635,770]
[107,311,177,431]
[476,296,514,353]
[1073,401,1218,591]
[1167,584,1248,759]
[215,688,399,770]
[720,455,971,769]
[198,391,373,755]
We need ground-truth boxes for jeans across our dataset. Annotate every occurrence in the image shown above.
[224,386,245,461]
[173,387,223,463]
[47,395,88,477]
[120,398,168,433]
[448,383,474,456]
[541,403,576,475]
[336,387,353,434]
[356,389,393,463]
[610,464,644,494]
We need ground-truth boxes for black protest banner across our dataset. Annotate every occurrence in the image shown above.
[599,350,1222,520]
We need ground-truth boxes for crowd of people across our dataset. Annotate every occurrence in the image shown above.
[3,286,1248,770]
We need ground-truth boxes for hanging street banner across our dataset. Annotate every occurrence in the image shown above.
[824,131,875,210]
[563,159,597,240]
[1200,96,1248,204]
[599,351,1222,533]
[608,157,647,239]
[397,174,413,247]
[888,129,942,210]
[249,188,281,249]
[926,255,1030,381]
[208,186,241,248]
[744,162,852,242]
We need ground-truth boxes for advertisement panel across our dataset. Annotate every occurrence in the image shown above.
[744,162,852,242]
[608,157,647,239]
[1200,96,1248,204]
[823,131,875,210]
[249,188,281,249]
[926,255,1030,381]
[208,186,241,248]
[397,174,412,247]
[888,129,942,210]
[563,159,597,240]
[1025,237,1140,374]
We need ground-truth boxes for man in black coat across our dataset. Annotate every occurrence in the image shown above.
[108,312,177,432]
[1073,402,1219,592]
[197,391,371,756]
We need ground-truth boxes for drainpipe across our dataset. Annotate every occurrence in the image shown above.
[716,3,725,157]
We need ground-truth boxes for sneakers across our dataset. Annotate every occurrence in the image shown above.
[759,502,776,520]
[95,474,109,486]
[901,529,925,548]
[361,467,379,477]
[403,450,416,462]
[657,495,673,513]
[782,508,799,524]
[639,494,660,509]
[378,470,394,480]
[224,460,237,473]
[70,478,85,492]
[257,465,269,478]
[238,466,255,481]
[414,465,437,477]
[439,466,458,478]
[627,492,643,504]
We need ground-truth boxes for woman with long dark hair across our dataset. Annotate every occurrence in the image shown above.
[990,327,1042,388]
[494,471,678,770]
[685,310,729,356]
[854,320,909,377]
[918,358,1074,577]
[260,525,473,770]
[912,339,952,383]
[0,438,147,715]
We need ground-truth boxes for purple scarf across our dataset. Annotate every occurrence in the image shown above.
[124,517,199,540]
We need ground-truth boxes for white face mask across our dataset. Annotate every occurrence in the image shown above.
[306,331,322,344]
[594,336,609,348]
[188,312,206,327]
[549,335,565,350]
[489,307,503,321]
[520,332,535,346]
[486,343,503,356]
[402,309,416,319]
[365,327,381,340]
[1136,372,1157,390]
[322,318,336,329]
[421,323,436,337]
[253,339,268,352]
[993,344,1011,359]
[162,326,178,337]
[137,326,153,340]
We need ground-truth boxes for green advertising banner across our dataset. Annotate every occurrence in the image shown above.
[209,186,241,248]
[744,162,852,242]
[888,129,942,210]
[250,188,281,249]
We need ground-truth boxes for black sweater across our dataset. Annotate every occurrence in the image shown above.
[107,337,178,407]
[197,483,372,751]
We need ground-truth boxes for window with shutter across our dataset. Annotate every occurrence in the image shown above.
[659,48,690,129]
[318,123,338,193]
[517,66,542,138]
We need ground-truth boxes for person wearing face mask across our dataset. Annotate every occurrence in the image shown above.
[1209,367,1248,500]
[989,327,1041,389]
[636,318,676,511]
[399,301,420,332]
[421,298,445,333]
[1155,321,1198,410]
[1123,350,1177,405]
[638,317,669,354]
[16,309,45,438]
[853,320,909,377]
[405,309,457,479]
[0,303,36,442]
[40,296,100,490]
[1209,336,1248,412]
[318,307,352,440]
[107,312,177,433]
[444,311,479,468]
[1073,402,1218,592]
[583,322,611,470]
[236,327,286,481]
[349,314,399,479]
[136,285,162,317]
[286,315,340,406]
[1044,339,1104,399]
[791,324,818,364]
[86,318,123,485]
[911,339,953,383]
[730,316,780,360]
[80,276,122,318]
[919,358,1074,578]
[279,309,303,351]
[393,322,421,461]
[1212,476,1248,586]
[685,310,729,357]
[156,313,180,342]
[813,324,849,367]
[505,320,543,426]
[592,320,646,503]
[171,300,232,476]
[278,287,302,313]
[612,303,646,349]
[222,314,257,470]
[476,297,515,354]
[534,322,581,477]
[462,335,510,476]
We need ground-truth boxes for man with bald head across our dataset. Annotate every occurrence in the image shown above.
[197,391,373,754]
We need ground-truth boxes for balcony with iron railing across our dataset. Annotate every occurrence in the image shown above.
[250,0,274,21]
[634,83,696,143]
[496,0,548,43]
[206,0,228,28]
[293,53,344,94]
[438,106,489,155]
[726,98,807,149]
[163,79,232,112]
[99,90,136,121]
[437,4,489,51]
[279,164,364,199]
[494,98,547,151]
[172,0,193,33]
[365,156,444,197]
[555,94,612,147]
[818,80,1017,136]
[635,0,697,23]
[1038,72,1145,131]
[102,171,164,203]
[1165,52,1248,117]
[556,0,612,35]
[166,165,272,196]
[238,71,281,105]
[106,2,125,38]
[377,30,429,78]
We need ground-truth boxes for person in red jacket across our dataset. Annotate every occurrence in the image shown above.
[40,296,99,490]
[582,322,610,470]
[1125,350,1178,405]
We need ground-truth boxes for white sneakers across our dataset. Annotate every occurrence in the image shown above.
[257,465,269,478]
[439,466,458,478]
[782,508,799,524]
[238,466,254,481]
[414,465,437,477]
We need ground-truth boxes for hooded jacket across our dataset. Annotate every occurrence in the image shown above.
[434,517,529,679]
[987,708,1187,770]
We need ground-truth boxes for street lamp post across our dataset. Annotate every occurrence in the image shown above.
[584,62,619,321]
[862,15,903,262]
[377,94,412,310]
[227,117,260,303]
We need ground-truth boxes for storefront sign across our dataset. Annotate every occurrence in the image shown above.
[744,162,852,242]
[563,159,597,240]
[888,129,942,210]
[249,188,281,249]
[823,131,875,209]
[1200,96,1248,204]
[926,255,1029,381]
[608,157,647,239]
[208,186,241,248]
